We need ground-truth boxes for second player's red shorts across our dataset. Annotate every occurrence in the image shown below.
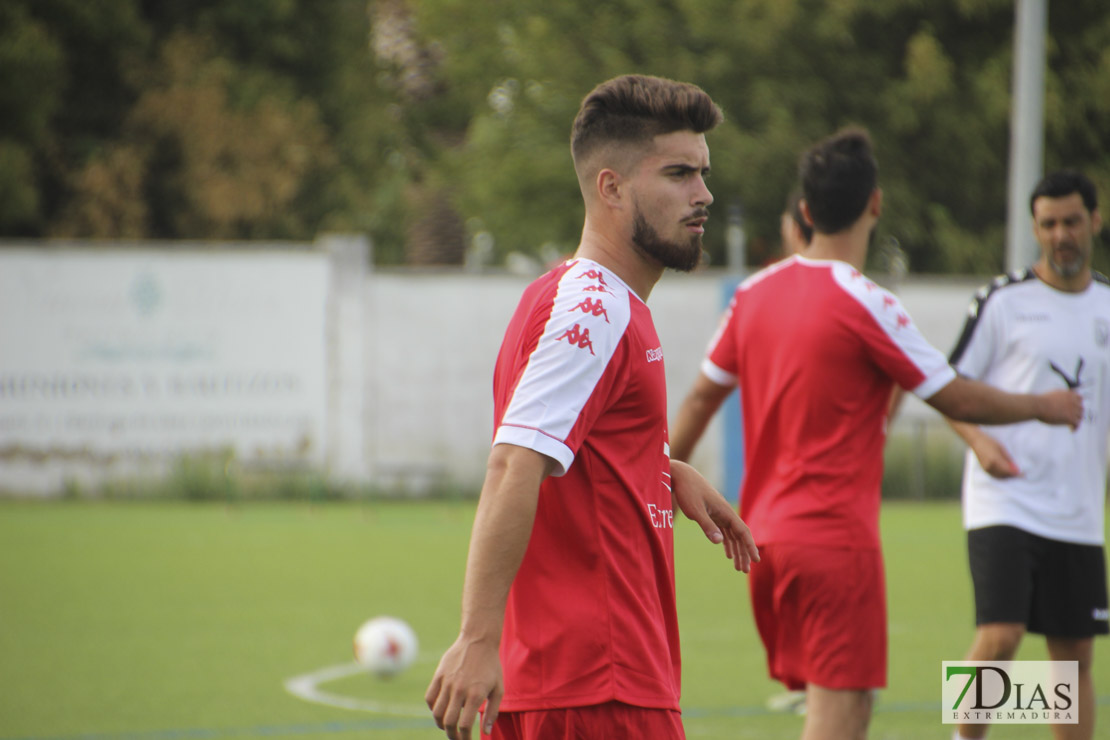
[749,542,887,691]
[483,701,685,740]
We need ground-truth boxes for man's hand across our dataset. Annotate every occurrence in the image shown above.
[424,443,552,739]
[671,459,759,572]
[425,635,503,739]
[1035,388,1083,430]
[969,432,1021,479]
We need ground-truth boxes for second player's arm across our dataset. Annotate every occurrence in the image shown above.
[925,375,1082,429]
[426,443,555,740]
[671,371,733,461]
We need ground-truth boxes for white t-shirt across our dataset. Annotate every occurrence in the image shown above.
[950,269,1110,545]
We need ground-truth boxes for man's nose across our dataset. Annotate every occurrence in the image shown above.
[694,178,713,207]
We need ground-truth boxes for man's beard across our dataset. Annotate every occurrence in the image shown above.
[1048,243,1086,278]
[631,206,704,273]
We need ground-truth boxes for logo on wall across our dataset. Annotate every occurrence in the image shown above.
[129,272,162,317]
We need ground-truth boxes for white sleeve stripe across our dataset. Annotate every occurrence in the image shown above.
[494,426,574,477]
[499,263,632,468]
[830,263,952,397]
[701,357,738,387]
[910,365,957,399]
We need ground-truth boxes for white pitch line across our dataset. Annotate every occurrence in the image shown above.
[283,662,428,717]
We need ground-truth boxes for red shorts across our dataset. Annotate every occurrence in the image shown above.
[748,543,886,691]
[483,701,685,740]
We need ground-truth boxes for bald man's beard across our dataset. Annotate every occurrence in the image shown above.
[631,206,703,272]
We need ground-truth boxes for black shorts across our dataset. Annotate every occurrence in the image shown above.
[968,525,1109,637]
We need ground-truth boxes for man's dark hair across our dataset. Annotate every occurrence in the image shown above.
[798,127,878,235]
[1029,169,1098,215]
[571,75,723,167]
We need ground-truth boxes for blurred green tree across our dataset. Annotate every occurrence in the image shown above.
[1,0,1106,273]
[407,0,1109,272]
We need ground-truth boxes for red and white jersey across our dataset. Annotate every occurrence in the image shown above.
[492,258,680,712]
[703,256,954,549]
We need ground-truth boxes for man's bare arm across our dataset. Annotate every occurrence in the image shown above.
[426,443,555,740]
[926,375,1081,429]
[671,372,733,462]
[945,418,1021,478]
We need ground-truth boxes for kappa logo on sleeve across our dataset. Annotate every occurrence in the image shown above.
[556,323,595,355]
[875,289,910,329]
[576,268,615,295]
[576,268,609,284]
[570,296,610,323]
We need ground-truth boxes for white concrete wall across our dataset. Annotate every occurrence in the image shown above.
[0,238,993,495]
[358,269,988,493]
[0,241,339,493]
[360,269,734,492]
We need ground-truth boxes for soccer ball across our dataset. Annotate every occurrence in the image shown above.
[353,616,418,678]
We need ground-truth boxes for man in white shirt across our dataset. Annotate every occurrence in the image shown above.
[948,170,1109,740]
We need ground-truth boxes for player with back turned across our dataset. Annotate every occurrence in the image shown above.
[670,127,1083,740]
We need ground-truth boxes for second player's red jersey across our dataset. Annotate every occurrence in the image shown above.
[705,256,954,549]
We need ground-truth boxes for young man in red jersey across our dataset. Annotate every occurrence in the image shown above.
[425,74,761,740]
[670,127,1083,740]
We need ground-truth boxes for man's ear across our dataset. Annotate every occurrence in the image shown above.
[799,199,814,227]
[1092,207,1103,237]
[597,168,623,209]
[870,187,883,218]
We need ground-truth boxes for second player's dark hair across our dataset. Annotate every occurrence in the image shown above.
[799,127,878,235]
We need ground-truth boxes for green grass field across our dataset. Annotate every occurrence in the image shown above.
[1,500,1106,740]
